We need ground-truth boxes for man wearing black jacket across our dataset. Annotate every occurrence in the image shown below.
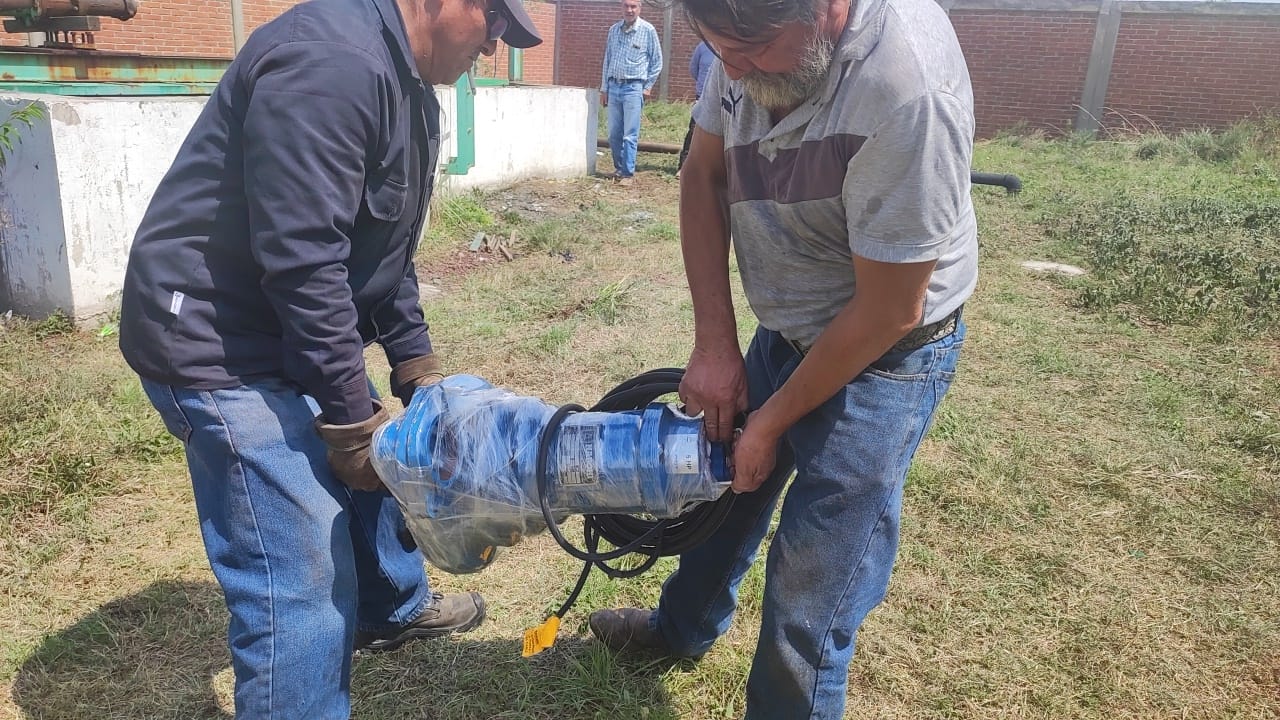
[118,0,540,716]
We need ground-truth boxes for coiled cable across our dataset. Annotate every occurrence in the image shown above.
[535,368,736,619]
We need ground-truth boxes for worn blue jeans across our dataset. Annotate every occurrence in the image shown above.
[656,321,965,719]
[607,78,644,177]
[140,377,432,719]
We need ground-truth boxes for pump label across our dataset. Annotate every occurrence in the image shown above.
[665,434,700,475]
[557,426,601,486]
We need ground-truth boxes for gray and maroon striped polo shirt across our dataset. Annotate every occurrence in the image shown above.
[692,0,978,350]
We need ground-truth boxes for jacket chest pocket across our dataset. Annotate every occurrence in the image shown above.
[364,171,407,222]
[364,128,410,222]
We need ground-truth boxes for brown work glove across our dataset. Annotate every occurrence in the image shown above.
[315,400,391,492]
[390,353,445,407]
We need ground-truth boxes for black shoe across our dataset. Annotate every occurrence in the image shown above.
[354,592,486,653]
[588,608,701,659]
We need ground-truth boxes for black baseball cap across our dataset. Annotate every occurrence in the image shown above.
[493,0,542,49]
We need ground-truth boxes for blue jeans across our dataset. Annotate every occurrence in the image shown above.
[607,78,644,177]
[140,377,432,719]
[656,321,965,719]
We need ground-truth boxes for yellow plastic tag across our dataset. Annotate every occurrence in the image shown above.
[521,615,561,657]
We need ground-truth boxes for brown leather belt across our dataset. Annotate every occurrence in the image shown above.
[786,306,962,357]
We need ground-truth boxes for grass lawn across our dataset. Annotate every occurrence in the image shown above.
[1,109,1277,719]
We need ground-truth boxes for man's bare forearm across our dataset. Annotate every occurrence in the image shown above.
[752,258,936,438]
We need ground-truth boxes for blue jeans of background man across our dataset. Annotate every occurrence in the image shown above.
[655,321,965,720]
[607,78,644,178]
[141,376,432,720]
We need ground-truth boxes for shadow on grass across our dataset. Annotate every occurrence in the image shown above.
[13,580,684,720]
[12,580,232,720]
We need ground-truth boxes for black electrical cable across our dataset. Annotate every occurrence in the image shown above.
[534,368,737,619]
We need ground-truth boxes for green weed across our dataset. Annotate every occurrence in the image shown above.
[1047,194,1280,333]
[588,279,637,325]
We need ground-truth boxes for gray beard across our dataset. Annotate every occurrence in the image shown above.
[739,35,835,111]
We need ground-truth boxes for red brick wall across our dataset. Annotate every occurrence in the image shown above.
[949,10,1096,136]
[2,0,259,55]
[666,13,701,101]
[1105,13,1280,133]
[554,0,700,100]
[554,0,1280,136]
[473,1,556,83]
[1,0,556,84]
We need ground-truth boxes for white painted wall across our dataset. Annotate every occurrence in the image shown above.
[0,85,598,322]
[1,95,208,321]
[437,84,599,194]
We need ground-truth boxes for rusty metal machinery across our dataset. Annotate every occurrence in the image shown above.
[1,0,140,50]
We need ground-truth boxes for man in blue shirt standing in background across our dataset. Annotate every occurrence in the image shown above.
[601,0,663,185]
[678,40,714,176]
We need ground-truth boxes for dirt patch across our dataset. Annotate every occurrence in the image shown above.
[420,246,505,288]
[488,177,608,222]
[420,168,678,290]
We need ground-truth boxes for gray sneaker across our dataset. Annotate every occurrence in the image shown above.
[588,608,700,659]
[354,592,485,652]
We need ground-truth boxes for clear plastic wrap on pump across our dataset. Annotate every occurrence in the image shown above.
[370,375,730,574]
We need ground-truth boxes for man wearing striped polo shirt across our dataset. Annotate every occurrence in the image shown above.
[600,0,663,184]
[589,0,976,716]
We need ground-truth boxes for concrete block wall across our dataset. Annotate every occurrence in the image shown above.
[0,94,207,320]
[437,84,597,193]
[0,85,595,321]
[1,0,558,85]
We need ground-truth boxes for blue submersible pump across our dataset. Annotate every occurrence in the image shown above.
[370,369,737,653]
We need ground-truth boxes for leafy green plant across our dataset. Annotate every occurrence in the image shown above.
[1048,193,1280,333]
[0,102,44,169]
[33,309,76,339]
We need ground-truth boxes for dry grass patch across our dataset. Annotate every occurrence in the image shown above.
[3,126,1279,718]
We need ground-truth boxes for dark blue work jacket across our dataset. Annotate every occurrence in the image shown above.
[120,0,438,424]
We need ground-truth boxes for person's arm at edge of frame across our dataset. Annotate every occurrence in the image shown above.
[676,124,748,444]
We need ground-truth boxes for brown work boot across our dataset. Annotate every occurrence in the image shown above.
[589,608,696,658]
[354,592,486,652]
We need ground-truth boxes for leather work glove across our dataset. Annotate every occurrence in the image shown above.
[390,353,445,407]
[315,400,391,492]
